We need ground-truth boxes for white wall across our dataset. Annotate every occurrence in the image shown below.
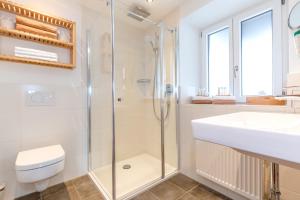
[0,0,88,199]
[178,21,201,103]
[279,1,300,199]
[177,0,300,200]
[180,104,300,200]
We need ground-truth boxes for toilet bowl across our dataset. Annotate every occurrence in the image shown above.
[15,145,65,192]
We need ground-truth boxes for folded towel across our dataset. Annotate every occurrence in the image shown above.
[15,50,58,59]
[15,47,58,58]
[14,47,58,62]
[15,51,58,60]
[192,96,212,101]
[212,95,236,100]
[15,53,58,62]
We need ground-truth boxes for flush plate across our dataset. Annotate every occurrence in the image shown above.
[25,89,55,106]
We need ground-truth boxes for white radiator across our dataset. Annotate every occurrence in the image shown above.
[196,141,263,200]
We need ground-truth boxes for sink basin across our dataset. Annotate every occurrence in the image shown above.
[192,112,300,169]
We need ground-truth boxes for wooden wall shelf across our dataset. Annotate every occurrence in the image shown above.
[0,0,76,69]
[0,27,73,48]
[0,54,74,68]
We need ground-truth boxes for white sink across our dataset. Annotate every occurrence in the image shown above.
[192,112,300,169]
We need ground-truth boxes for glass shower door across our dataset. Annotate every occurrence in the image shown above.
[85,1,114,199]
[113,3,162,199]
[87,0,179,199]
[113,1,178,199]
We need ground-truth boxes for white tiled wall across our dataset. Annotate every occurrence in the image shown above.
[0,0,88,199]
[280,0,300,198]
[179,104,293,200]
[177,0,300,199]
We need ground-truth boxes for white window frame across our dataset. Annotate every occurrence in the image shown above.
[202,19,234,96]
[201,0,283,101]
[234,1,283,101]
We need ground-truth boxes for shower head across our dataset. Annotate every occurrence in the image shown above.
[127,6,150,22]
[145,35,158,53]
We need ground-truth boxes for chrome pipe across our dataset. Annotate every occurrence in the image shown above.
[263,161,271,200]
[174,26,181,170]
[159,22,165,179]
[86,30,92,172]
[270,163,281,200]
[263,162,281,200]
[110,0,117,199]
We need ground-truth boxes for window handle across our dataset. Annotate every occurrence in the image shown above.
[233,65,239,78]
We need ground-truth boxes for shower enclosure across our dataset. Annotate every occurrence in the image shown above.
[85,0,179,199]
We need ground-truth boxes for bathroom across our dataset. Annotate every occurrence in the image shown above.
[0,0,300,199]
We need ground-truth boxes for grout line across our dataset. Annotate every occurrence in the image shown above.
[167,181,187,191]
[71,179,84,200]
[148,191,161,200]
[174,184,200,200]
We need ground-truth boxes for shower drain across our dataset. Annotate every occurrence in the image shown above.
[122,164,131,170]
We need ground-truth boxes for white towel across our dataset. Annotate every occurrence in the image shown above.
[15,47,58,57]
[15,50,58,59]
[212,95,236,100]
[14,47,58,62]
[192,96,212,101]
[15,53,58,62]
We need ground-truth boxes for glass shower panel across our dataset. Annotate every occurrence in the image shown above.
[163,28,179,174]
[84,1,114,199]
[114,1,163,199]
[85,0,178,199]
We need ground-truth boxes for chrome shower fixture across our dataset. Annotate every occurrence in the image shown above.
[127,6,150,22]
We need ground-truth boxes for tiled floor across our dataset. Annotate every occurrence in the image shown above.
[16,174,231,200]
[16,176,104,200]
[132,173,231,200]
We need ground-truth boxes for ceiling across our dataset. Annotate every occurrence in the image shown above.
[184,0,267,29]
[117,0,185,22]
[79,0,186,30]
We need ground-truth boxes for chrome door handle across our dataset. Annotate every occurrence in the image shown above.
[233,65,239,78]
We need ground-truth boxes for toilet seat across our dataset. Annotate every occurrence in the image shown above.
[15,145,65,192]
[16,145,65,171]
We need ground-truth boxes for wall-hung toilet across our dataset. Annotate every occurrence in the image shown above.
[15,145,65,192]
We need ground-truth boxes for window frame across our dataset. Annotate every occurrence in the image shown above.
[201,1,284,102]
[202,19,234,96]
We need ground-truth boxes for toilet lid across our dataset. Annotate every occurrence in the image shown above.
[15,145,65,171]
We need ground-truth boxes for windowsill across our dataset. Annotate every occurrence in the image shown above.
[182,103,291,111]
[188,102,287,106]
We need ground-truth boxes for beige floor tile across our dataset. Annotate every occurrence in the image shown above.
[130,191,158,200]
[150,182,185,200]
[72,176,93,188]
[168,174,199,191]
[189,185,214,199]
[177,193,198,200]
[76,181,100,199]
[83,193,105,200]
[15,192,40,200]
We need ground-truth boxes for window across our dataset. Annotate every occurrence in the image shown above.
[202,2,282,100]
[241,11,273,96]
[208,28,230,96]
